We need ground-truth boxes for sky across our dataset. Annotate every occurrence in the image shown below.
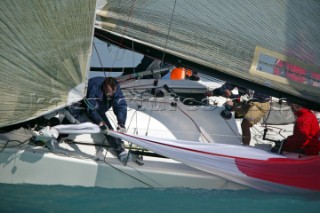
[90,38,143,68]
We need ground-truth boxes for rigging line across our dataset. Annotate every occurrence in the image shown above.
[43,144,104,161]
[125,93,245,139]
[121,83,154,89]
[93,42,105,73]
[220,100,243,143]
[133,96,210,141]
[126,109,138,133]
[53,136,108,160]
[160,0,177,67]
[257,125,287,139]
[175,102,212,143]
[0,137,31,153]
[127,90,167,137]
[126,103,241,138]
[131,37,137,89]
[116,76,139,85]
[145,90,159,136]
[83,98,95,110]
[129,97,203,132]
[103,151,155,188]
[145,100,156,136]
[108,0,137,75]
[63,139,111,148]
[223,119,242,143]
[125,107,140,136]
[135,108,138,135]
[128,96,212,141]
[96,32,156,61]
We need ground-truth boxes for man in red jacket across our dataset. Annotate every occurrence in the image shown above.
[281,104,320,155]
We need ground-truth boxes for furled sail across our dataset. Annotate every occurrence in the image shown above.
[110,131,320,193]
[0,0,97,127]
[95,0,320,110]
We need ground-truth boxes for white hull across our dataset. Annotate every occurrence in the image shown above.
[0,141,244,190]
[0,78,294,191]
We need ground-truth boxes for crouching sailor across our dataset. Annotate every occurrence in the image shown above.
[207,82,270,146]
[68,77,141,164]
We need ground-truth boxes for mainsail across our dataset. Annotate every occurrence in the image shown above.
[95,0,320,111]
[0,0,97,127]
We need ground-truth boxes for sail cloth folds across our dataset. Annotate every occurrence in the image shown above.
[0,0,97,128]
[110,131,320,193]
[96,0,320,109]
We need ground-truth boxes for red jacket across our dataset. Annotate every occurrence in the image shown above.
[283,108,320,155]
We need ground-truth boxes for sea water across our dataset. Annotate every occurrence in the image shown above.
[0,184,319,213]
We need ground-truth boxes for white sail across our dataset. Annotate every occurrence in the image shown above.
[0,0,97,127]
[109,131,320,192]
[95,0,320,110]
[1,0,319,193]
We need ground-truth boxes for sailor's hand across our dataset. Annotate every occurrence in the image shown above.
[100,125,109,135]
[240,94,250,103]
[117,124,126,133]
[225,100,234,107]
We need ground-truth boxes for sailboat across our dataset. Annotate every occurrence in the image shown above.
[1,0,320,193]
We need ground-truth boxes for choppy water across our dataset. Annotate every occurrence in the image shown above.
[1,184,319,213]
